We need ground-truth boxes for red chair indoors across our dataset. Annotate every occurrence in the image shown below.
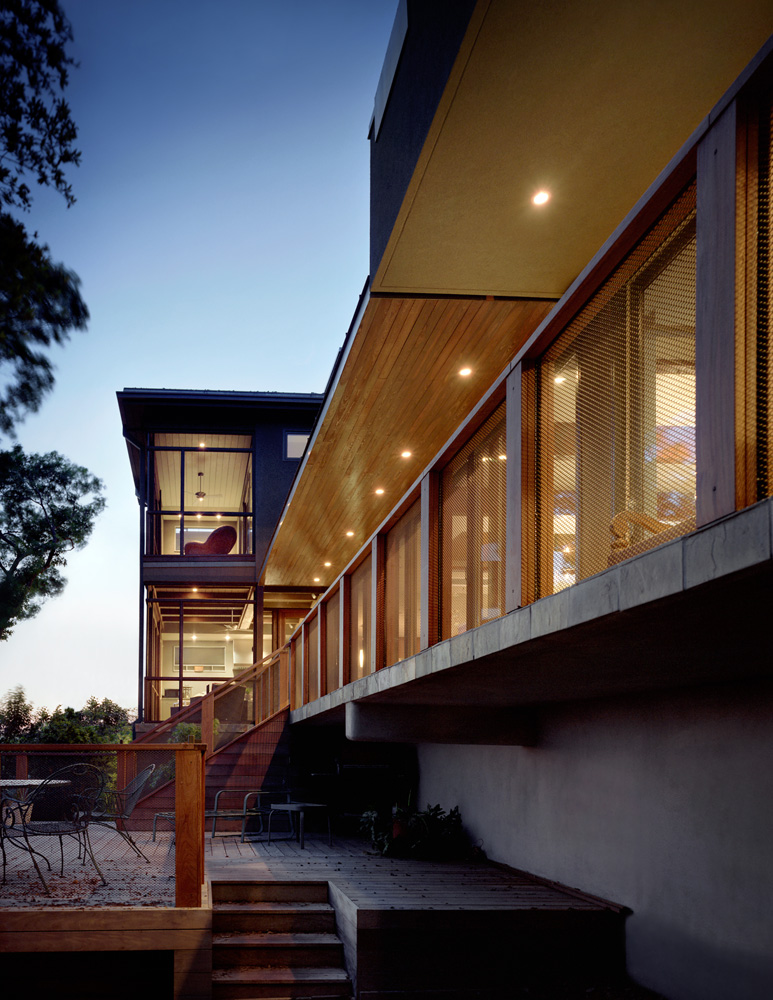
[184,524,237,556]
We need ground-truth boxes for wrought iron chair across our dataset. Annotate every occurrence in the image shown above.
[91,763,156,861]
[0,763,106,895]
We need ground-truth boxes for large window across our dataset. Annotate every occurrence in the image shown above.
[441,404,507,638]
[525,184,697,600]
[385,500,421,665]
[144,585,256,721]
[145,433,253,556]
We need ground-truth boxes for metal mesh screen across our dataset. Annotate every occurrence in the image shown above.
[0,748,177,906]
[440,403,507,637]
[325,589,340,693]
[524,183,697,602]
[291,634,302,708]
[755,93,773,498]
[307,614,320,702]
[350,553,372,679]
[385,499,421,665]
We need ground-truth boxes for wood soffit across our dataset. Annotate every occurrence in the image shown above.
[263,294,552,588]
[373,0,773,298]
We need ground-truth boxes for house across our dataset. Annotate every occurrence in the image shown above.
[120,3,773,999]
[117,388,321,724]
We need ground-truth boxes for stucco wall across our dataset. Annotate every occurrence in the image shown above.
[417,678,773,1000]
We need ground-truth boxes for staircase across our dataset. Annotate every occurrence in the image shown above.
[211,880,352,999]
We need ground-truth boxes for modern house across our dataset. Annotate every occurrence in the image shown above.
[120,3,773,999]
[117,388,322,723]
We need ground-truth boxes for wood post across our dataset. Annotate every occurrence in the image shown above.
[175,745,205,908]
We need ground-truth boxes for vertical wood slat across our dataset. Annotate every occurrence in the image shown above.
[696,100,738,526]
[420,472,440,649]
[175,745,204,908]
[371,535,386,671]
[506,365,522,612]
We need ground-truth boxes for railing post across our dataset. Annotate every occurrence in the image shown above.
[175,744,205,908]
[201,694,214,758]
[279,647,289,707]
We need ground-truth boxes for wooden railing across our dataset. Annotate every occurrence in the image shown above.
[0,743,205,907]
[136,645,290,757]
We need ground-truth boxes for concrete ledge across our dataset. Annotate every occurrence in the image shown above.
[290,500,773,730]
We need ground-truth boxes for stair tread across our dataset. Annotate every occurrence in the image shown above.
[213,966,350,983]
[214,902,334,912]
[214,933,340,946]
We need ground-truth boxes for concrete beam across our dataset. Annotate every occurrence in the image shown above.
[346,701,538,746]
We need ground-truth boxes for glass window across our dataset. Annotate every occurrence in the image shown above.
[285,431,310,460]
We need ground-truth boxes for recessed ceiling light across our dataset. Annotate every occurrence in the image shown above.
[346,531,354,537]
[199,442,206,448]
[192,587,198,592]
[533,190,550,205]
[401,450,412,458]
[216,513,222,519]
[554,375,566,384]
[375,488,384,495]
[324,561,332,567]
[196,513,202,519]
[314,577,320,583]
[191,634,197,641]
[459,367,472,377]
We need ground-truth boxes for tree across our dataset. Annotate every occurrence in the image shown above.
[0,686,131,743]
[0,445,105,640]
[0,0,80,211]
[0,213,88,435]
[0,0,87,435]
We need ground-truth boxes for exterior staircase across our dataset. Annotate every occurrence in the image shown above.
[211,880,352,999]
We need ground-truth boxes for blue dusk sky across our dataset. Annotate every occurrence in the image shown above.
[1,0,398,713]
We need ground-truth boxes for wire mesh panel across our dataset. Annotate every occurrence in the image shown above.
[349,553,373,679]
[325,589,341,694]
[440,403,507,638]
[0,747,177,906]
[524,184,697,601]
[291,633,302,709]
[385,499,421,665]
[753,92,773,499]
[307,614,320,702]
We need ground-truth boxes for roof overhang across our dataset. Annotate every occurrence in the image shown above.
[373,0,773,297]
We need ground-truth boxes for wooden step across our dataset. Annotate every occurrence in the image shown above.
[212,902,337,934]
[213,931,343,967]
[211,880,329,903]
[211,965,351,999]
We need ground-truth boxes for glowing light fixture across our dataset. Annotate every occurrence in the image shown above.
[533,190,550,205]
[459,367,472,377]
[192,587,198,592]
[216,513,222,520]
[324,561,332,567]
[499,454,506,461]
[401,450,412,458]
[199,442,206,448]
[375,488,384,495]
[314,577,320,583]
[346,530,354,537]
[554,376,566,384]
[196,513,202,520]
[191,634,197,641]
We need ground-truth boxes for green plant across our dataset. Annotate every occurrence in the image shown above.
[360,802,473,861]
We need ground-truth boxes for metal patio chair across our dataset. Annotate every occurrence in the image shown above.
[91,763,156,861]
[0,762,106,895]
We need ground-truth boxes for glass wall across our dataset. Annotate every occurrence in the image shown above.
[145,585,256,721]
[385,499,421,665]
[527,184,697,600]
[441,404,507,638]
[145,432,253,556]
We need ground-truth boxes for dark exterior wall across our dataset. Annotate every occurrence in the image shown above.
[252,411,316,568]
[369,0,476,278]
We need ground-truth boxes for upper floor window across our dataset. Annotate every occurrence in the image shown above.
[145,433,253,557]
[285,431,310,460]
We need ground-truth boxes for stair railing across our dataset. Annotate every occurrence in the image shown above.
[135,644,290,757]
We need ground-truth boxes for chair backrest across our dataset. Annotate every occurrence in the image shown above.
[120,763,156,816]
[32,763,105,826]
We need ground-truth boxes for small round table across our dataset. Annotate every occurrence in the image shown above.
[267,802,331,849]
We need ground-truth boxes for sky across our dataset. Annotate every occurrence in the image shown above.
[0,0,398,713]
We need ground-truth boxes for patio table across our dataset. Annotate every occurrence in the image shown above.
[266,801,331,850]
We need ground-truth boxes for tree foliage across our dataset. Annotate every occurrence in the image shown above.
[0,0,87,435]
[0,213,88,434]
[0,0,80,211]
[0,686,131,743]
[0,445,105,639]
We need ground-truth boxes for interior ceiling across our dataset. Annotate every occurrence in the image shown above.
[373,0,773,297]
[262,0,772,590]
[263,296,552,587]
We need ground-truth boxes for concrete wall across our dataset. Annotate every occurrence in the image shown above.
[417,677,773,1000]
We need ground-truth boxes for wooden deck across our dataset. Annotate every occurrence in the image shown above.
[206,832,614,912]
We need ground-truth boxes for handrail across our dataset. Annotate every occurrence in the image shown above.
[135,643,290,756]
